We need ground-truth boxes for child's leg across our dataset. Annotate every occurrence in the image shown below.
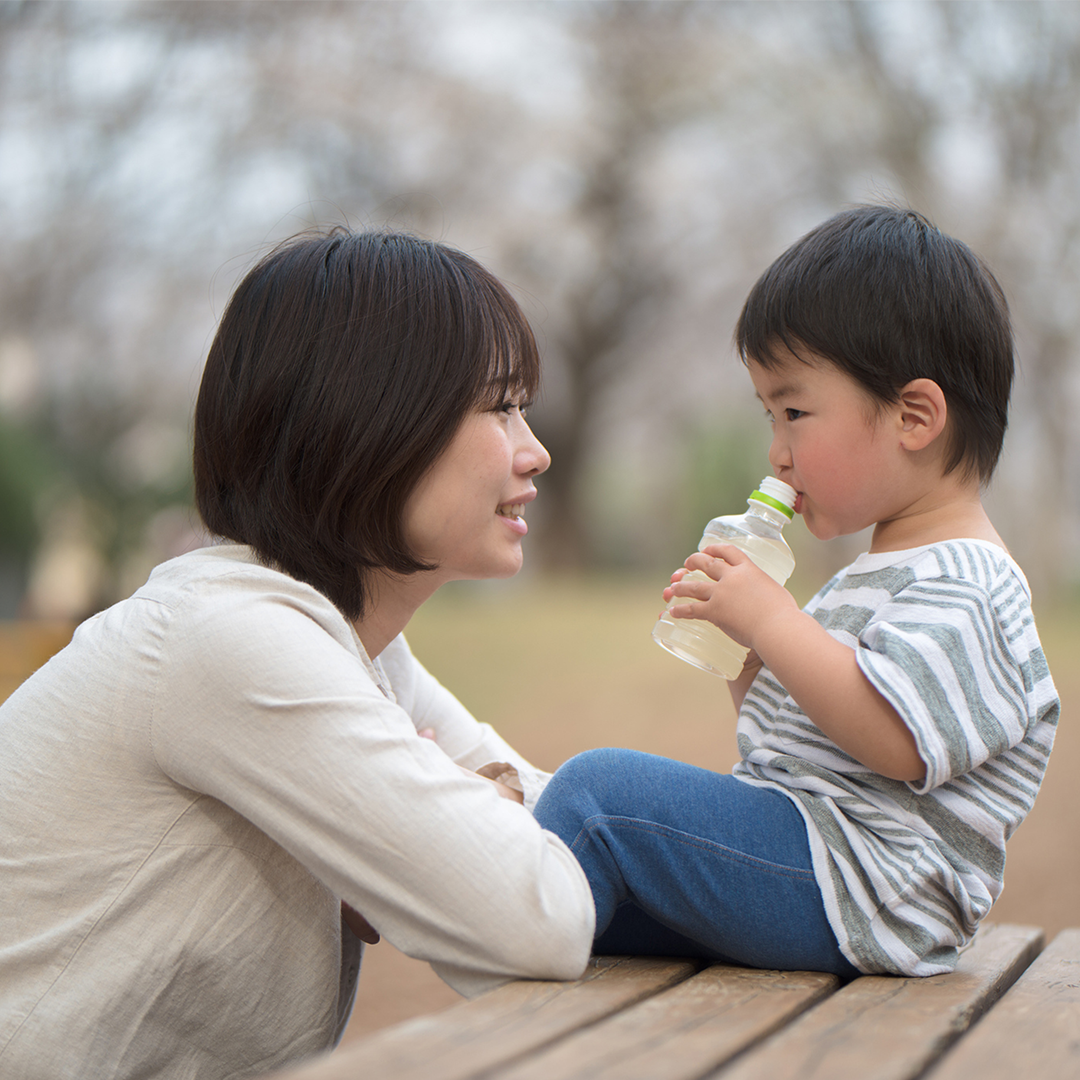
[533,747,859,977]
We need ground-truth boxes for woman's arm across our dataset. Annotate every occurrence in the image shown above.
[381,634,551,808]
[152,582,595,997]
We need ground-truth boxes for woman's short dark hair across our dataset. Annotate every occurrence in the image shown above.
[734,205,1014,483]
[193,228,540,619]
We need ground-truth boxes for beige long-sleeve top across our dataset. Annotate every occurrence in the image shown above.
[0,545,594,1080]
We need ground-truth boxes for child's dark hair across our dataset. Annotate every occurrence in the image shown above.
[193,227,540,620]
[734,205,1013,483]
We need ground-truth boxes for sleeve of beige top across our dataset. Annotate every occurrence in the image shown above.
[377,634,552,809]
[150,581,595,996]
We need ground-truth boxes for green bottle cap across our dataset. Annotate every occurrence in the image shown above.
[749,477,797,519]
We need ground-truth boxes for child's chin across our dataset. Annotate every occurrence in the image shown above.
[805,517,840,542]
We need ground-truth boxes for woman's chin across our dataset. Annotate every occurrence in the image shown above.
[493,554,525,580]
[493,545,527,580]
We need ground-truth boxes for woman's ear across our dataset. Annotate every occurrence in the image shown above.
[896,379,947,452]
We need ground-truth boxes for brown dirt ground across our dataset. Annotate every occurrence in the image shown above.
[339,584,1080,1045]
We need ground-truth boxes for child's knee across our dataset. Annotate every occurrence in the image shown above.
[557,747,629,779]
[535,748,638,836]
[552,748,641,803]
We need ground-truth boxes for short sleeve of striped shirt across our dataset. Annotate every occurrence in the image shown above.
[853,542,1044,794]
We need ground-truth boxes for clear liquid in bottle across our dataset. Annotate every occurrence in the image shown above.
[652,477,797,679]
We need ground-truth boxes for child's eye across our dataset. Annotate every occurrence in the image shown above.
[785,408,805,421]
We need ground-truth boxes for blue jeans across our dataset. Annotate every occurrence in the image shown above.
[533,748,860,978]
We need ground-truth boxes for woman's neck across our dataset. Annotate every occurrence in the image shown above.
[352,569,441,659]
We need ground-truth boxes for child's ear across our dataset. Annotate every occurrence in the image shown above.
[895,379,947,451]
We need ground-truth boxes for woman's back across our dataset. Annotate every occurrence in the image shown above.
[0,546,357,1078]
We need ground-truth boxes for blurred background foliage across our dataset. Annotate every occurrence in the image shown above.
[1,0,1079,618]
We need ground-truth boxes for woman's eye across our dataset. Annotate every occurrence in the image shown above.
[500,400,530,417]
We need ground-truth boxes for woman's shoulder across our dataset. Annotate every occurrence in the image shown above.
[128,543,362,662]
[143,542,290,590]
[143,544,340,613]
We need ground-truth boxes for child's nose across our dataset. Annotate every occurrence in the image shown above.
[768,431,792,471]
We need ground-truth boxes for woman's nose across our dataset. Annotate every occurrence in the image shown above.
[517,419,551,477]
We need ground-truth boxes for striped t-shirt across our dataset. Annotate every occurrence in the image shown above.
[733,540,1059,976]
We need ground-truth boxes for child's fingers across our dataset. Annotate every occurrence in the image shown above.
[665,577,715,606]
[661,566,692,609]
[666,601,693,619]
[667,598,713,621]
[699,543,749,564]
[683,551,733,580]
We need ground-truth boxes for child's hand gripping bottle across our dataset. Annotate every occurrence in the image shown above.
[651,476,798,679]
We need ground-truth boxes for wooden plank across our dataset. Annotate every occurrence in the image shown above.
[925,928,1080,1080]
[713,923,1044,1080]
[261,955,698,1080]
[486,965,839,1080]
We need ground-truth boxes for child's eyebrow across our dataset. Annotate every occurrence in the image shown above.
[755,380,803,403]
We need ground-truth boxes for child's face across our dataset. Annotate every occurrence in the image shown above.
[748,354,906,541]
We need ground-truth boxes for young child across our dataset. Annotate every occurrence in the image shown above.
[534,205,1060,978]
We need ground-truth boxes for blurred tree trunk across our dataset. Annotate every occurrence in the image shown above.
[517,1,713,568]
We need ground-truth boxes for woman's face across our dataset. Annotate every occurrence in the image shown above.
[401,400,551,584]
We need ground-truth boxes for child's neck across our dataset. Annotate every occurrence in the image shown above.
[869,481,1005,555]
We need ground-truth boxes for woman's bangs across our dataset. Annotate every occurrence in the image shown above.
[474,302,541,408]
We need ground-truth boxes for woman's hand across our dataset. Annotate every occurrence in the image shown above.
[473,761,526,804]
[474,772,525,803]
[341,901,381,944]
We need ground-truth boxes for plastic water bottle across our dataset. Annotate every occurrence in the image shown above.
[652,477,797,678]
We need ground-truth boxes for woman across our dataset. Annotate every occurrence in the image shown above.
[0,229,595,1079]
